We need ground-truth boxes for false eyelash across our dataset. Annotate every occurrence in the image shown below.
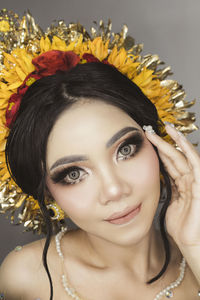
[50,166,84,184]
[50,132,144,185]
[117,133,144,158]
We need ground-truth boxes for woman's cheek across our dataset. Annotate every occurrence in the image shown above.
[125,145,160,189]
[47,178,97,218]
[140,149,160,185]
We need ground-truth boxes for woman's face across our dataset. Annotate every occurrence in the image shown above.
[46,100,161,246]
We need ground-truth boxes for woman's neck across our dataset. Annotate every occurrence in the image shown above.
[69,225,166,283]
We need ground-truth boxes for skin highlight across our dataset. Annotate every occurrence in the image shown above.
[46,100,163,282]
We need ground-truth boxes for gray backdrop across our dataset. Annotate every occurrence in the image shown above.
[0,0,200,264]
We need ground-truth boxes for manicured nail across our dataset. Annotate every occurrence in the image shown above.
[177,131,186,139]
[164,121,175,128]
[143,125,155,134]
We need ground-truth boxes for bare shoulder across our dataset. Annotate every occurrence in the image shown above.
[0,229,83,299]
[0,237,47,299]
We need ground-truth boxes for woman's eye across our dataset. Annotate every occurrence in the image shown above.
[51,167,87,185]
[51,134,143,185]
[64,168,87,185]
[116,133,144,161]
[117,143,137,160]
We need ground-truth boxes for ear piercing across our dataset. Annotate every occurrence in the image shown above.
[47,203,66,220]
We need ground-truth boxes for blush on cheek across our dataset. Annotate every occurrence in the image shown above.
[46,177,96,217]
[126,145,160,189]
[142,149,160,182]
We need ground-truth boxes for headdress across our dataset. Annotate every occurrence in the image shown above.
[0,9,198,234]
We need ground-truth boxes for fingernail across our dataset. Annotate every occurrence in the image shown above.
[177,131,186,139]
[164,121,175,128]
[143,125,156,134]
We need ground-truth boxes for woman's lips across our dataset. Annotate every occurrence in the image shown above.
[105,203,142,225]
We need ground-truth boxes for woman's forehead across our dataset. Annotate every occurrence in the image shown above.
[48,100,141,141]
[46,101,142,166]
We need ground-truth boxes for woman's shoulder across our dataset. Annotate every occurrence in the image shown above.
[0,237,50,299]
[0,230,79,299]
[1,236,46,269]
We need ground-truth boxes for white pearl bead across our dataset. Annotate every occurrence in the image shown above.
[55,230,197,300]
[152,257,186,300]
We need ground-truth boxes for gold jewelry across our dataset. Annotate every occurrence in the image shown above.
[45,192,66,221]
[46,203,65,221]
[0,9,198,235]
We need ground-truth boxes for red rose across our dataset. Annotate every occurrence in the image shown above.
[6,73,41,128]
[6,51,80,128]
[32,50,80,76]
[18,73,41,96]
[6,50,115,128]
[83,53,115,68]
[6,93,21,127]
[82,53,100,63]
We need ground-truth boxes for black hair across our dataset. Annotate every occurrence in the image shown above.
[6,62,172,299]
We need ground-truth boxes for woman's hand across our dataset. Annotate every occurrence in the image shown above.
[144,123,200,247]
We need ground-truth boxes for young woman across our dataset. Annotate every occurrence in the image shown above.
[0,60,200,300]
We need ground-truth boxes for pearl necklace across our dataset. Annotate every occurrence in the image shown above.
[55,227,199,299]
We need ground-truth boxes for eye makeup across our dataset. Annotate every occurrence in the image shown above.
[49,132,144,186]
[116,132,144,160]
[50,166,87,185]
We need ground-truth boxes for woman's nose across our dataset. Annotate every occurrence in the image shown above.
[98,165,132,205]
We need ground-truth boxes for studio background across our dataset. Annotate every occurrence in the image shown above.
[0,0,200,264]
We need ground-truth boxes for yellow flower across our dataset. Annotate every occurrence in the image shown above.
[78,37,109,60]
[133,67,154,87]
[108,46,139,78]
[132,67,176,123]
[90,37,109,60]
[0,30,189,235]
[2,49,35,89]
[0,20,10,32]
[51,36,68,51]
[40,36,52,52]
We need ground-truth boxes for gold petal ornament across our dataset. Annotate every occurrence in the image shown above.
[0,9,198,235]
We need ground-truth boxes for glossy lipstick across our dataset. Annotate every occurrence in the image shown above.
[105,203,141,225]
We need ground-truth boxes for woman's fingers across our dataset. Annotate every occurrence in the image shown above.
[165,124,200,181]
[157,150,180,180]
[143,124,191,175]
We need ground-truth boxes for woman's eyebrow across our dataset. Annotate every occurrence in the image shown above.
[106,126,139,148]
[49,126,139,171]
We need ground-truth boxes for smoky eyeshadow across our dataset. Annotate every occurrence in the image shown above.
[50,131,144,184]
[50,166,81,184]
[118,132,144,153]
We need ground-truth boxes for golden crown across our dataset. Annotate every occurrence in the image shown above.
[0,9,197,234]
